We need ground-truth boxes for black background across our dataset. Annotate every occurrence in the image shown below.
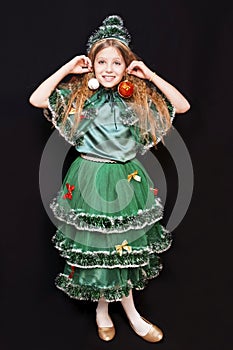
[1,0,233,349]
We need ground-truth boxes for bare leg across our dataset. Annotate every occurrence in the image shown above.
[120,289,152,336]
[96,297,114,327]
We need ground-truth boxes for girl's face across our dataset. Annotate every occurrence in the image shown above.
[94,46,126,88]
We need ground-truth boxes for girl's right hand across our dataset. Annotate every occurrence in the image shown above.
[29,55,93,108]
[63,55,93,75]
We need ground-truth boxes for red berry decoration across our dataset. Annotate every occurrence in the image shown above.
[118,80,134,98]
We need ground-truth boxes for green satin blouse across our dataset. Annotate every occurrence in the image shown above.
[46,85,175,162]
[76,89,138,162]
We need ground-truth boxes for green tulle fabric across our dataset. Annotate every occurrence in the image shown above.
[50,156,172,302]
[55,253,162,302]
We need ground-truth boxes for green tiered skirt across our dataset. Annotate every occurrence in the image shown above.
[50,156,172,302]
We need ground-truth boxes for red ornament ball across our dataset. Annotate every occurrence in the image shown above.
[118,80,134,98]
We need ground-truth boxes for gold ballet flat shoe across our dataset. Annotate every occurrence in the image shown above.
[97,325,115,342]
[129,316,163,343]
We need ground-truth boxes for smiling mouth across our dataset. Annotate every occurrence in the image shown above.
[102,75,115,81]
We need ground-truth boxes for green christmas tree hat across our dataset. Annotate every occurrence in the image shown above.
[86,15,131,53]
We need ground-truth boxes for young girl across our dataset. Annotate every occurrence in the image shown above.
[29,15,190,343]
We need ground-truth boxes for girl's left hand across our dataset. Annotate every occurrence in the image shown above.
[126,61,153,81]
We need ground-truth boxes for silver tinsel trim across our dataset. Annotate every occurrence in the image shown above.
[55,263,163,302]
[50,197,164,233]
[45,89,97,146]
[66,260,148,269]
[56,242,172,269]
[55,274,126,302]
[139,103,176,155]
[86,15,131,53]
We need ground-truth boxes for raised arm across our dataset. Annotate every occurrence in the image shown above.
[126,60,190,114]
[29,55,92,108]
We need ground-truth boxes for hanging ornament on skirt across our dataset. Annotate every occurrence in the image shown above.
[88,78,100,90]
[118,80,134,98]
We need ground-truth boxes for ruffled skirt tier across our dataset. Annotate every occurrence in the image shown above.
[50,156,172,302]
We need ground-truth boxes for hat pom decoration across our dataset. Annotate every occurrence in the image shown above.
[86,15,131,53]
[88,77,100,90]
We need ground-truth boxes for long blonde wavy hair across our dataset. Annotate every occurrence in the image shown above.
[61,39,172,145]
